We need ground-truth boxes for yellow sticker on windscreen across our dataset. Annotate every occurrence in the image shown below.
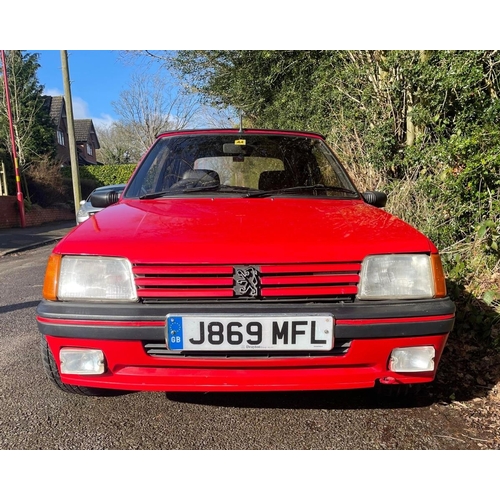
[235,139,246,145]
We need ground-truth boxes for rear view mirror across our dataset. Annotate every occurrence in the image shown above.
[223,143,254,155]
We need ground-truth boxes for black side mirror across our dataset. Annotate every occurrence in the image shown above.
[91,190,121,208]
[362,191,387,208]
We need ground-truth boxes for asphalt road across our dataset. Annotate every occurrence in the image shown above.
[0,244,490,451]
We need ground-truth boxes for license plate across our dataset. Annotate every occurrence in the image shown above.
[166,314,334,351]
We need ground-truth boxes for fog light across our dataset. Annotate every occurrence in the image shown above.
[60,348,105,375]
[389,346,435,373]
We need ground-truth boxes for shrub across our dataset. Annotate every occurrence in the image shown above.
[24,160,71,208]
[61,164,136,187]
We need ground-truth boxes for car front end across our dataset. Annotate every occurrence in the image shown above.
[36,129,455,396]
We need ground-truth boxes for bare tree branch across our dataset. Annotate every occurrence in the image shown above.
[112,71,200,151]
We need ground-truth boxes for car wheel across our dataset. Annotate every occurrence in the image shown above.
[40,336,128,397]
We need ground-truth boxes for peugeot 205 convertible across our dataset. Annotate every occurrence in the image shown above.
[36,128,455,397]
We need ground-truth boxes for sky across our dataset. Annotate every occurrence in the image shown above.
[28,50,166,129]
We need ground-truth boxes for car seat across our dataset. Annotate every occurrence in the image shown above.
[170,169,221,190]
[258,170,293,191]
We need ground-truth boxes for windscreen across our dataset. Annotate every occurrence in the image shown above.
[124,133,359,199]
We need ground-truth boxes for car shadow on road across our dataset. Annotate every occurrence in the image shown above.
[164,387,434,410]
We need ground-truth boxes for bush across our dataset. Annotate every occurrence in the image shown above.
[61,164,136,187]
[24,160,71,208]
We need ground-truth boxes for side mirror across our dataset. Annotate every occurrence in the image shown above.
[79,200,86,206]
[362,191,387,208]
[91,189,121,208]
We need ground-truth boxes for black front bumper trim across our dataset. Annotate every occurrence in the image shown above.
[37,298,455,341]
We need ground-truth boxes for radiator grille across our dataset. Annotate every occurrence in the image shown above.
[143,339,352,358]
[132,262,361,300]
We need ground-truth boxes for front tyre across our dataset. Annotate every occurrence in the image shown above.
[40,336,128,397]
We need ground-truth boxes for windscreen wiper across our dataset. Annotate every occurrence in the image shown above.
[182,185,257,193]
[139,185,259,199]
[246,184,358,198]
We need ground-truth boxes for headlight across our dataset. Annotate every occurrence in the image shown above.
[43,255,137,301]
[358,254,444,300]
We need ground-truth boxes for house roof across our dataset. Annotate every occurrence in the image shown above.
[43,96,100,149]
[74,119,100,149]
[74,119,92,142]
[44,95,65,125]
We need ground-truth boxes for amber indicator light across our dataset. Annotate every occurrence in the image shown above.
[431,254,447,298]
[42,254,62,301]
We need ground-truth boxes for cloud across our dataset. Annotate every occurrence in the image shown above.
[73,96,116,128]
[71,97,91,119]
[92,114,115,129]
[44,87,63,96]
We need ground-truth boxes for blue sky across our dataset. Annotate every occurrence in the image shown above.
[28,50,166,129]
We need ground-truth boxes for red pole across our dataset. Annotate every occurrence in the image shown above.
[1,50,26,227]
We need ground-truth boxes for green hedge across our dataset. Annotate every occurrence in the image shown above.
[62,164,137,187]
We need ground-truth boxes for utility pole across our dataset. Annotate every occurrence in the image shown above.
[1,50,26,227]
[60,50,81,217]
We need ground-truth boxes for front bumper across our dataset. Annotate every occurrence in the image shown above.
[37,298,455,392]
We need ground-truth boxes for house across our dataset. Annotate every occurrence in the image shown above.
[44,95,101,166]
[74,119,100,165]
[44,95,68,164]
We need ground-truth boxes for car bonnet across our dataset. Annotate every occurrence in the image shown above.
[54,197,436,263]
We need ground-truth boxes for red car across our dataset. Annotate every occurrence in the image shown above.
[37,129,455,397]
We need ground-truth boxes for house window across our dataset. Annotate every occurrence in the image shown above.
[57,130,65,146]
[86,144,93,156]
